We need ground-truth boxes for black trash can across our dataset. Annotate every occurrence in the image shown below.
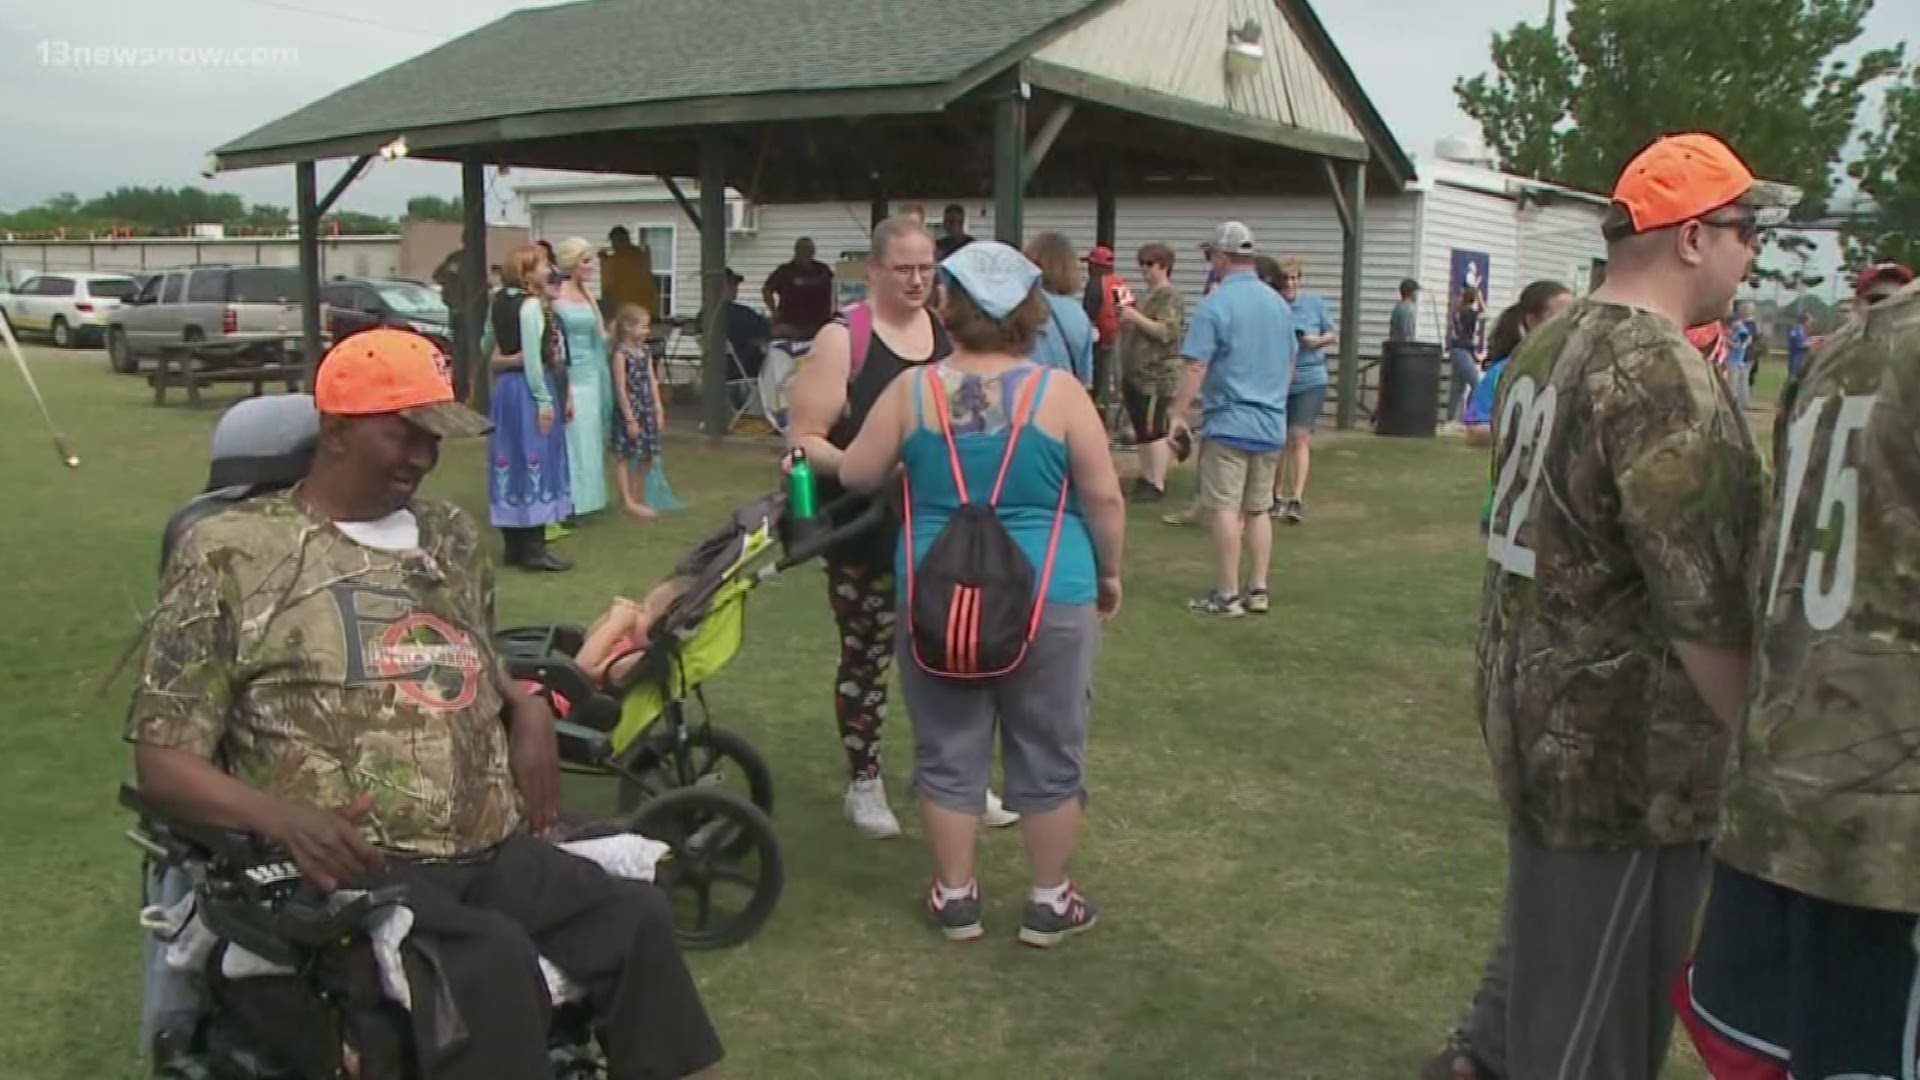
[1376,341,1442,438]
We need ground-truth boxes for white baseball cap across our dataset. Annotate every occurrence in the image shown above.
[1205,221,1257,256]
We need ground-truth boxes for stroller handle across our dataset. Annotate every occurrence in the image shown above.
[776,489,888,569]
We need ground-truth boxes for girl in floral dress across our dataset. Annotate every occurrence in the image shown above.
[609,303,664,521]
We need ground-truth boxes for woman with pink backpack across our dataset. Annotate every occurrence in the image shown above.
[838,240,1127,948]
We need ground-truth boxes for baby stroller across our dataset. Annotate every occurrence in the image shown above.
[496,486,880,950]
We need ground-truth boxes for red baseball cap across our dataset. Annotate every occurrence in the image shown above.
[314,327,491,437]
[1607,133,1800,236]
[1855,262,1914,297]
[1083,245,1115,267]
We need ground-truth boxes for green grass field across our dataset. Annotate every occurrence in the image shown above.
[0,347,1720,1078]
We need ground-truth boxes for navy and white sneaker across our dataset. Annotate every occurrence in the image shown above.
[1187,591,1245,617]
[927,879,985,942]
[1019,881,1098,948]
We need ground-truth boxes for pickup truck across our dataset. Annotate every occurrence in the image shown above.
[107,265,320,374]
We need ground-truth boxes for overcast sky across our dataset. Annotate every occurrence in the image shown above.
[3,0,1915,266]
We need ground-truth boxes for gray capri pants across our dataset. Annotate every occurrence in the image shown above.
[897,603,1100,815]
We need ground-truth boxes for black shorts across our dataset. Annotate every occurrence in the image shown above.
[1677,860,1918,1079]
[1123,382,1172,444]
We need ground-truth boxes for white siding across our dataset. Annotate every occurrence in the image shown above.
[535,191,1419,357]
[1031,0,1362,141]
[1517,200,1607,297]
[1413,181,1521,343]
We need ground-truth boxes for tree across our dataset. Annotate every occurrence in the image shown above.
[322,211,398,235]
[405,195,463,222]
[1456,0,1903,214]
[1846,63,1920,268]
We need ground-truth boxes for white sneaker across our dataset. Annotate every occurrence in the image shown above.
[983,789,1021,828]
[844,777,902,839]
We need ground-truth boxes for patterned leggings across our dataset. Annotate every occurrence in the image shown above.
[825,558,897,781]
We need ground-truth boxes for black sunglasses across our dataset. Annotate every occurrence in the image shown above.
[1698,209,1760,248]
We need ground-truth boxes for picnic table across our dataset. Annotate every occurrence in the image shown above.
[151,336,309,407]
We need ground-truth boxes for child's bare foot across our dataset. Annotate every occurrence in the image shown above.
[625,502,659,522]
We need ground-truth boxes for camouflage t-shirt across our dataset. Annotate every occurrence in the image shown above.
[1119,285,1187,394]
[1476,299,1765,849]
[127,490,522,858]
[1718,283,1920,912]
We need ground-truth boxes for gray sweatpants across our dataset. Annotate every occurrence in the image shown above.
[1460,830,1709,1080]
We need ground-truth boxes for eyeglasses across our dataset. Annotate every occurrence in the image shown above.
[1699,210,1761,250]
[880,262,937,280]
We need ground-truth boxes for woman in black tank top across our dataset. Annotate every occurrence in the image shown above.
[783,218,1015,837]
[484,246,573,572]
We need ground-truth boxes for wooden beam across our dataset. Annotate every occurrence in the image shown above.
[659,175,702,232]
[295,161,323,387]
[993,78,1027,246]
[458,161,487,408]
[1022,101,1076,183]
[1322,159,1351,234]
[697,137,729,440]
[315,155,373,218]
[1335,159,1366,431]
[1094,161,1115,248]
[1023,59,1369,163]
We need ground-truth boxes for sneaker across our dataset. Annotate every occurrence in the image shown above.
[983,789,1021,829]
[1018,882,1098,948]
[1161,508,1199,527]
[1187,592,1246,618]
[844,777,902,839]
[1245,588,1271,615]
[545,521,575,542]
[927,879,984,942]
[1131,479,1166,504]
[1284,499,1304,524]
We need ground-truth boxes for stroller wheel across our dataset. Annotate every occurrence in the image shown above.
[625,786,784,950]
[619,724,774,825]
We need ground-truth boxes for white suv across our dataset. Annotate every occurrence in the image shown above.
[0,272,140,348]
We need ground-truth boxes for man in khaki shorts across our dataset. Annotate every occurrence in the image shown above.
[1167,222,1295,617]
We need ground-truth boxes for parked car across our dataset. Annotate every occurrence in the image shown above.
[0,272,141,348]
[321,277,452,354]
[107,265,312,374]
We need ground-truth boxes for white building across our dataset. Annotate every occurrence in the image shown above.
[519,141,1610,354]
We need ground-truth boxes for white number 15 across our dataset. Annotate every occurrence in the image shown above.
[1766,392,1879,630]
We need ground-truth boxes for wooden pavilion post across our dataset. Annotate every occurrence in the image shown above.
[1334,159,1366,430]
[458,160,487,408]
[992,77,1027,246]
[698,136,730,439]
[295,161,322,387]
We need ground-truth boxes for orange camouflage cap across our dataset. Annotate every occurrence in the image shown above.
[314,327,491,438]
[1607,133,1801,236]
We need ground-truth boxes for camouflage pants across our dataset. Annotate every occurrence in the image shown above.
[825,558,897,781]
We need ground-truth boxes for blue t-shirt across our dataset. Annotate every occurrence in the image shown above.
[1787,324,1810,370]
[1726,320,1755,367]
[899,364,1097,606]
[1029,293,1095,387]
[1180,269,1293,450]
[1462,356,1508,427]
[1288,291,1335,392]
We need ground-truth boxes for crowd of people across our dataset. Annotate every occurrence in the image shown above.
[124,124,1920,1080]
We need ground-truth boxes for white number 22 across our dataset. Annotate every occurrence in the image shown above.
[1487,375,1558,578]
[1766,392,1878,630]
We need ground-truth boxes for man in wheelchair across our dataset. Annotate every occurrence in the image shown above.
[129,328,724,1079]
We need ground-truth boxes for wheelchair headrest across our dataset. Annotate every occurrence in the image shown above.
[205,393,319,493]
[158,395,321,574]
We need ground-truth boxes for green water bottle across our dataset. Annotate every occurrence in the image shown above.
[787,448,819,521]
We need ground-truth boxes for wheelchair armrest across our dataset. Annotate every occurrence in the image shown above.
[120,784,273,869]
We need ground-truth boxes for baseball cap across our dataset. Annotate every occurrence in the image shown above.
[1399,278,1420,292]
[724,267,744,284]
[940,240,1041,319]
[1606,133,1801,237]
[1204,221,1257,256]
[1855,261,1914,297]
[314,327,491,438]
[1083,245,1115,267]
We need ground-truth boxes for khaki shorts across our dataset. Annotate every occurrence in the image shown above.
[1196,439,1280,513]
